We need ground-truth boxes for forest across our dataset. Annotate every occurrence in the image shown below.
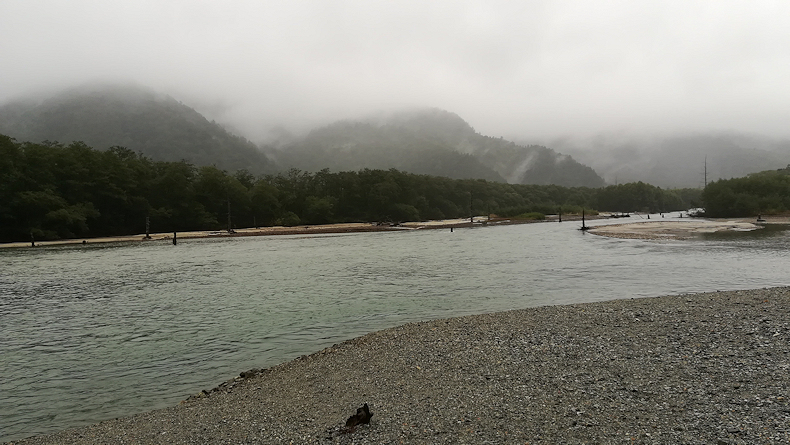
[0,135,699,242]
[702,166,790,217]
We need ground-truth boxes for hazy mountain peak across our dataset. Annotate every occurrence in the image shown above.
[544,132,790,188]
[276,107,604,187]
[0,83,276,174]
[1,84,605,186]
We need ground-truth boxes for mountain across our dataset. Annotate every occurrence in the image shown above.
[272,118,506,182]
[548,134,790,188]
[0,86,603,186]
[274,109,605,187]
[0,84,276,174]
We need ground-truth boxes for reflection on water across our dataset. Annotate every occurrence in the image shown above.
[1,219,789,441]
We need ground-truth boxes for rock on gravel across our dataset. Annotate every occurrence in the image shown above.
[10,287,790,444]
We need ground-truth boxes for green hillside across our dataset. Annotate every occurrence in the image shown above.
[275,119,507,182]
[703,165,790,217]
[275,108,605,187]
[0,84,276,175]
[0,86,603,187]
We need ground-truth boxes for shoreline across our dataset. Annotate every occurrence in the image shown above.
[1,216,590,249]
[10,286,789,444]
[588,215,790,240]
[5,214,786,248]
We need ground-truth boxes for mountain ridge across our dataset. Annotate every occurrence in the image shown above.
[0,83,277,175]
[275,107,605,187]
[0,85,604,186]
[544,134,790,188]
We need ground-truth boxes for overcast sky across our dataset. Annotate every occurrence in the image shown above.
[2,0,790,142]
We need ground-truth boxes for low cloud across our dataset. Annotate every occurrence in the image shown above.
[2,1,790,143]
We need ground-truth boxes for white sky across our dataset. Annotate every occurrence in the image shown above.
[2,0,790,142]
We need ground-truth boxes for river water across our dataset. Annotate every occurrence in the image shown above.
[2,217,789,442]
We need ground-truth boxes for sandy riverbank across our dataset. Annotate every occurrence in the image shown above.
[0,214,606,249]
[10,287,789,444]
[0,219,484,249]
[588,215,790,240]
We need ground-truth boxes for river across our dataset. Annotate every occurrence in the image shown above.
[1,217,789,442]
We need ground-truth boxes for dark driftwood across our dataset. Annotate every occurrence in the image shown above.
[345,403,373,431]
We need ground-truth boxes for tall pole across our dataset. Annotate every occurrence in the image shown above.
[227,199,232,233]
[704,155,708,188]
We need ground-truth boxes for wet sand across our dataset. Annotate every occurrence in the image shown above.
[1,219,483,249]
[589,216,790,240]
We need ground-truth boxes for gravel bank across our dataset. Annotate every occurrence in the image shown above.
[10,287,789,444]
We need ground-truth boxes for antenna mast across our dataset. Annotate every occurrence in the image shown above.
[704,156,707,188]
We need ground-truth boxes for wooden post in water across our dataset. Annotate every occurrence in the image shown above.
[469,191,473,223]
[580,209,590,231]
[173,232,177,245]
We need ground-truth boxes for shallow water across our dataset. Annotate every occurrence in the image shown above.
[1,217,789,441]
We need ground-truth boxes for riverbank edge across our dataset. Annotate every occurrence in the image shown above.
[1,215,596,249]
[587,215,790,240]
[4,214,784,248]
[9,286,789,444]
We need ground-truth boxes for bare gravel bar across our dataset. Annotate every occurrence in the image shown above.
[10,287,790,444]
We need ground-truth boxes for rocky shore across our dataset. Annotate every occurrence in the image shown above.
[10,287,789,444]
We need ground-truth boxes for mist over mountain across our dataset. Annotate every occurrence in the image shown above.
[274,108,605,187]
[10,83,786,190]
[0,86,604,187]
[545,134,790,188]
[0,84,276,175]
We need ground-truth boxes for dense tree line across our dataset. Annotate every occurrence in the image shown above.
[595,182,700,214]
[702,166,790,217]
[0,135,697,242]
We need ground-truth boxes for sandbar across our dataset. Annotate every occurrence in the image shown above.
[588,217,789,240]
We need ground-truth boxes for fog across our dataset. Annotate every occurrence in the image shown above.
[2,1,790,144]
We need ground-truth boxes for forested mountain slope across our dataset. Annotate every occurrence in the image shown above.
[0,86,603,186]
[272,119,507,182]
[0,84,276,174]
[274,109,605,187]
